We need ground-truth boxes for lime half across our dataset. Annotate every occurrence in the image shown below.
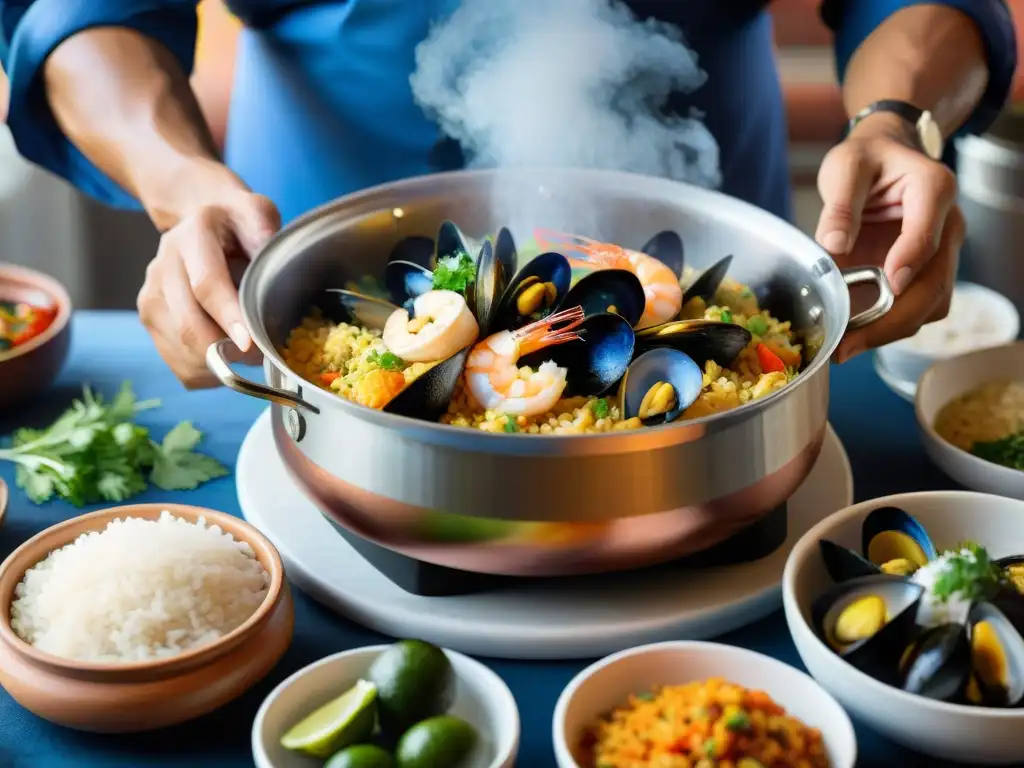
[280,679,378,758]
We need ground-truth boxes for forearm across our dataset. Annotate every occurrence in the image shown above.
[44,27,241,229]
[841,4,989,137]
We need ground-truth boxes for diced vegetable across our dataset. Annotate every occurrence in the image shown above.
[756,343,785,374]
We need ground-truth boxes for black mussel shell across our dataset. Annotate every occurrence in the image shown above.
[812,575,924,686]
[618,348,703,425]
[323,289,399,331]
[681,255,733,307]
[968,602,1024,707]
[901,623,971,702]
[494,227,518,281]
[819,539,883,583]
[384,347,470,422]
[519,312,635,398]
[635,319,752,368]
[436,219,471,260]
[473,239,507,337]
[997,555,1024,598]
[388,235,436,270]
[861,506,938,570]
[385,260,434,307]
[560,269,646,328]
[991,584,1024,636]
[640,230,684,278]
[493,251,572,332]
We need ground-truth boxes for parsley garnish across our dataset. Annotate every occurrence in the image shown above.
[590,398,610,419]
[368,350,406,371]
[0,383,228,506]
[932,543,1004,603]
[503,417,518,433]
[432,252,477,294]
[720,309,733,323]
[971,431,1024,471]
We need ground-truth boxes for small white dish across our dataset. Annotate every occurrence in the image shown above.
[252,645,519,768]
[552,640,856,768]
[916,342,1024,499]
[873,352,916,403]
[875,282,1019,397]
[784,491,1024,765]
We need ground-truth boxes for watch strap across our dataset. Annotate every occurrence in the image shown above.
[849,100,925,133]
[847,99,944,160]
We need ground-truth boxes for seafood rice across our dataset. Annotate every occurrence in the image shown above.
[581,677,830,768]
[282,225,803,434]
[934,379,1024,452]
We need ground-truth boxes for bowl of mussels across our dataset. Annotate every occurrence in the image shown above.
[783,491,1024,765]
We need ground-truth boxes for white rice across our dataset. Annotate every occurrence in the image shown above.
[912,550,975,628]
[10,511,270,663]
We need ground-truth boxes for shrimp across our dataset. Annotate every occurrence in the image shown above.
[533,228,682,329]
[464,305,586,417]
[382,289,479,363]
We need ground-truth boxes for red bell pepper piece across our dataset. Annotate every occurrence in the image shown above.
[756,343,785,373]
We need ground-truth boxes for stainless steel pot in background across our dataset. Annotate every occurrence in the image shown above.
[958,110,1024,325]
[208,168,892,577]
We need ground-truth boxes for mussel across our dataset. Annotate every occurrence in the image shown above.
[387,220,472,273]
[900,623,971,702]
[383,347,472,422]
[493,226,519,282]
[997,555,1024,597]
[812,575,925,685]
[519,312,635,398]
[639,230,685,278]
[385,260,435,308]
[323,289,400,330]
[491,251,572,332]
[559,269,646,329]
[967,602,1024,707]
[819,506,937,585]
[681,254,733,307]
[618,348,703,425]
[634,319,752,368]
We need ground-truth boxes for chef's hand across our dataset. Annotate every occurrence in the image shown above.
[137,177,281,388]
[814,112,964,363]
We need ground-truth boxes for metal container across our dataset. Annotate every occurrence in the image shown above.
[958,110,1024,321]
[208,168,891,576]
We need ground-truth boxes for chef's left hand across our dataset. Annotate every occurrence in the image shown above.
[814,112,964,363]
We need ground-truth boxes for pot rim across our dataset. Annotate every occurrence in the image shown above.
[240,167,852,446]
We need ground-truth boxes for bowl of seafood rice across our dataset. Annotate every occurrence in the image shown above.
[209,167,893,577]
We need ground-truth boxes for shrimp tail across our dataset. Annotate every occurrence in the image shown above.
[514,305,585,355]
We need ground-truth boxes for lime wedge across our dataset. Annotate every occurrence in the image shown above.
[280,679,379,758]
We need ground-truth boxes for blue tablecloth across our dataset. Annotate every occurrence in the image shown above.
[0,311,1001,768]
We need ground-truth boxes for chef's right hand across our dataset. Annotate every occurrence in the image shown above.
[137,185,281,389]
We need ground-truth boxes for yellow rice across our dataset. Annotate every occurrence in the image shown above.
[934,379,1024,452]
[281,267,802,432]
[583,677,830,768]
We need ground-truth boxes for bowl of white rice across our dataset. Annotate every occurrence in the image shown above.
[0,503,293,733]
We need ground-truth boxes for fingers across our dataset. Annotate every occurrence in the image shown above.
[836,207,963,361]
[882,164,956,296]
[229,193,281,256]
[815,144,877,257]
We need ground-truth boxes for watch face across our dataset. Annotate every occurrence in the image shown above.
[918,112,944,160]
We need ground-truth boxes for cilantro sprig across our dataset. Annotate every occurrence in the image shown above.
[931,542,1005,604]
[971,431,1024,471]
[0,382,229,507]
[432,251,477,294]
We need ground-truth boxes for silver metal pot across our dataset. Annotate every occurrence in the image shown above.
[208,168,891,576]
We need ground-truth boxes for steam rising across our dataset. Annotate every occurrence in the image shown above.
[410,0,721,236]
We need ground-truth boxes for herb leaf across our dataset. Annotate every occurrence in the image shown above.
[931,543,1004,603]
[367,350,406,371]
[432,252,477,294]
[971,431,1024,471]
[590,398,610,420]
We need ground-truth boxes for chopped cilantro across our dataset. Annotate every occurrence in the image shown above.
[725,709,751,732]
[719,309,733,323]
[971,431,1024,471]
[746,315,768,336]
[932,543,1004,603]
[368,350,406,371]
[432,251,477,294]
[590,398,610,419]
[502,417,518,433]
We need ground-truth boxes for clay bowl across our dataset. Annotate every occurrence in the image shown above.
[0,263,73,410]
[0,503,294,733]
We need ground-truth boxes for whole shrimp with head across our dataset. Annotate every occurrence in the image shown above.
[465,305,586,417]
[534,229,683,329]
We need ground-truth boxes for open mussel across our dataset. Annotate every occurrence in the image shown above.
[322,289,399,330]
[900,623,971,702]
[681,255,733,307]
[617,348,703,426]
[493,226,519,281]
[559,269,646,328]
[639,230,684,278]
[518,312,635,398]
[862,506,938,573]
[812,575,925,685]
[819,540,884,584]
[492,251,572,332]
[383,346,472,422]
[997,555,1024,597]
[472,238,507,337]
[386,220,473,273]
[966,602,1024,707]
[385,260,435,308]
[635,319,752,368]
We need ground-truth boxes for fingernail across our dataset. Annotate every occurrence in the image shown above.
[891,266,913,295]
[229,323,250,351]
[821,231,850,255]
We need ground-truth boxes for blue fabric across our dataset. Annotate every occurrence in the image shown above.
[1,0,1014,225]
[823,0,1017,138]
[0,310,1021,768]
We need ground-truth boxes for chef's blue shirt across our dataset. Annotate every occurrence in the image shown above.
[0,1,1016,225]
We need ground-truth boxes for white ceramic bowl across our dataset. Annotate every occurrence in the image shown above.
[916,342,1024,499]
[552,640,856,768]
[876,282,1019,398]
[784,491,1024,765]
[252,645,519,768]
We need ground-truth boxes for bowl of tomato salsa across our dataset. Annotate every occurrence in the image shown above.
[0,263,72,409]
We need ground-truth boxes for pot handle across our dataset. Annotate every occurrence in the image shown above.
[206,339,320,413]
[841,266,895,331]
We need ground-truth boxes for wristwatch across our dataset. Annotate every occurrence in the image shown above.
[848,100,945,161]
